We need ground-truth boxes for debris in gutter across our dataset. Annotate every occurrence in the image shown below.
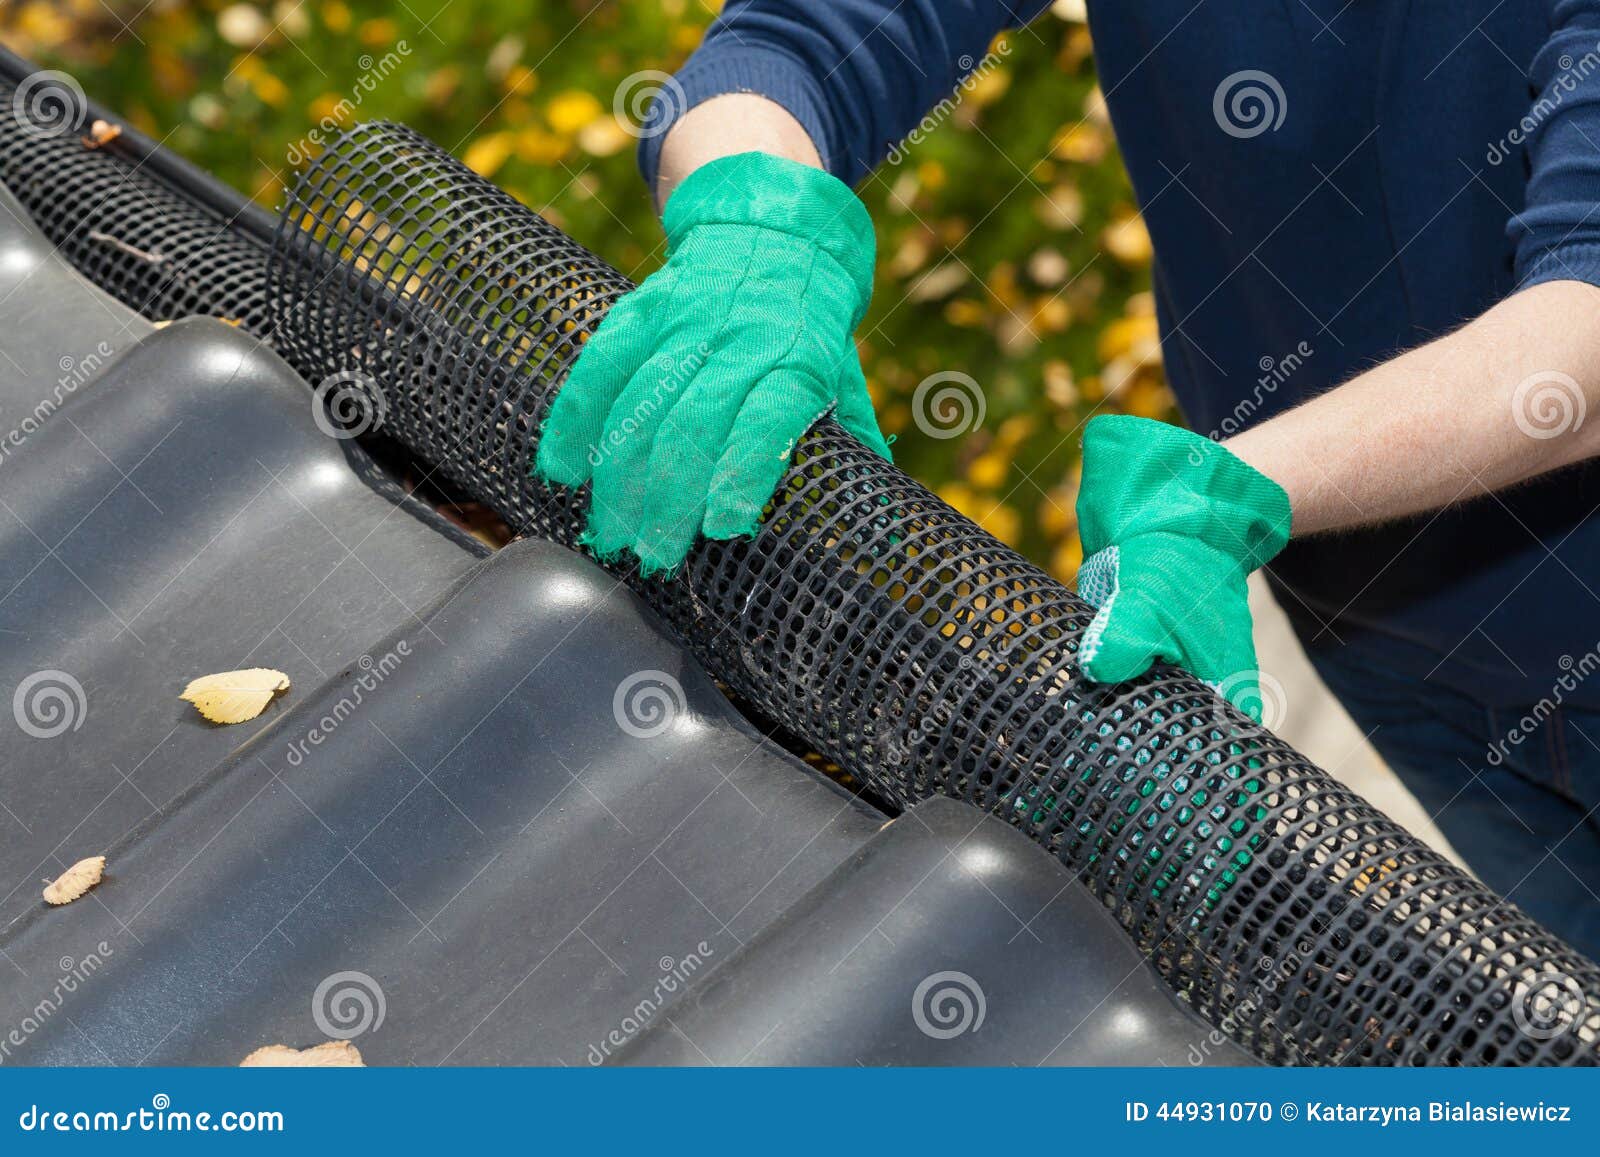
[81,120,122,150]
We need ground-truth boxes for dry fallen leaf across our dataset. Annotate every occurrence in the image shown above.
[43,855,105,905]
[81,120,122,149]
[240,1040,364,1067]
[180,669,290,724]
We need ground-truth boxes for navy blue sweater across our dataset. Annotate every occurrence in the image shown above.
[639,1,1600,709]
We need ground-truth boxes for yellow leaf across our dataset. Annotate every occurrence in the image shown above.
[1051,538,1084,583]
[969,452,1008,490]
[321,1,352,34]
[1050,122,1106,164]
[250,72,290,109]
[504,65,539,98]
[578,117,633,158]
[44,855,105,906]
[240,1041,365,1067]
[1102,212,1153,266]
[358,17,399,47]
[180,669,290,725]
[463,132,515,178]
[217,4,271,48]
[547,90,605,135]
[1098,315,1161,363]
[515,128,570,165]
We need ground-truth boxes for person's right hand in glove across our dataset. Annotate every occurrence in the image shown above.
[534,148,890,576]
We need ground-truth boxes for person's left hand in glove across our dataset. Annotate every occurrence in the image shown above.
[1073,414,1293,721]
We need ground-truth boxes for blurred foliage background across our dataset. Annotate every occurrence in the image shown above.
[2,0,1174,579]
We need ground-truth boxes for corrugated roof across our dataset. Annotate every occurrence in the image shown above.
[0,183,1248,1066]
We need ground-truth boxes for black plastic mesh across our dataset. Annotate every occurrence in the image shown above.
[4,67,1598,1065]
[262,123,1600,1066]
[0,66,276,333]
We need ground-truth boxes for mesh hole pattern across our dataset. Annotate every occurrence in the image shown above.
[263,124,1600,1067]
[5,95,1596,1065]
[0,74,275,332]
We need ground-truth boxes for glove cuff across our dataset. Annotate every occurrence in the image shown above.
[662,152,876,310]
[1078,415,1292,572]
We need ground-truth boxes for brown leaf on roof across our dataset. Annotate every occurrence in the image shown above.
[179,668,290,724]
[43,855,105,905]
[239,1040,365,1067]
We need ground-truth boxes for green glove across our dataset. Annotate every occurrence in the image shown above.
[534,151,890,576]
[1074,415,1292,721]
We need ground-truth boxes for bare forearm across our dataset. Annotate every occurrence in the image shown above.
[652,94,823,209]
[1224,280,1600,536]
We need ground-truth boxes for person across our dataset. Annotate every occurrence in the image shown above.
[535,1,1600,961]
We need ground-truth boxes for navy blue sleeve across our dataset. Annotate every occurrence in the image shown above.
[637,0,1052,191]
[1512,1,1600,287]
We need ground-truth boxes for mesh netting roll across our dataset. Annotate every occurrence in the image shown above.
[1,63,1595,1064]
[263,123,1600,1066]
[0,66,277,332]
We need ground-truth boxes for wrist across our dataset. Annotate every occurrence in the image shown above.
[662,152,876,308]
[1079,415,1292,571]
